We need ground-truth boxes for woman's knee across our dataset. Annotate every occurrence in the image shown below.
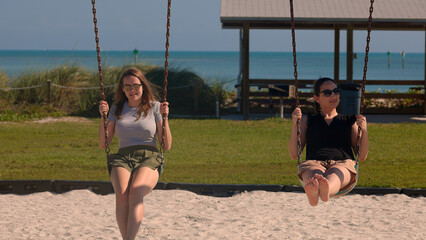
[325,166,351,183]
[301,168,325,180]
[115,190,129,204]
[128,183,154,200]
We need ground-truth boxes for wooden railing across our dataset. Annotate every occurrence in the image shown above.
[236,79,426,114]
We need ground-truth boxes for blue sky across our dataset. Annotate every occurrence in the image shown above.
[0,0,424,53]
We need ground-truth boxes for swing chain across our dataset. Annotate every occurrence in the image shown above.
[356,0,374,158]
[290,0,302,164]
[296,119,302,164]
[162,0,172,151]
[360,0,374,115]
[91,0,109,154]
[289,0,299,108]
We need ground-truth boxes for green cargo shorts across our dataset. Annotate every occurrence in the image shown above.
[107,145,164,176]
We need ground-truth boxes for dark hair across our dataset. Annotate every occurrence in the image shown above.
[113,68,159,120]
[313,77,337,114]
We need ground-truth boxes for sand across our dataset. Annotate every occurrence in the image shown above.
[1,189,424,240]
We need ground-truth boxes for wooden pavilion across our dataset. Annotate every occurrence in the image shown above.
[220,0,426,119]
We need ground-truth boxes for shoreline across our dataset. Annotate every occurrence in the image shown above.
[1,51,424,94]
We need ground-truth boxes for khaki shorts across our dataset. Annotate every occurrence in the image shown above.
[298,159,357,191]
[107,145,164,175]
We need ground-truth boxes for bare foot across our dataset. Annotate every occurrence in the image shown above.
[304,178,319,206]
[314,174,330,202]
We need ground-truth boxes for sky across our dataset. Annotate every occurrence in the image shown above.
[0,0,424,53]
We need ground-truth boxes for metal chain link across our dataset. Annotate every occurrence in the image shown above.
[290,0,302,164]
[91,0,109,154]
[162,0,171,152]
[356,0,374,160]
[360,0,374,116]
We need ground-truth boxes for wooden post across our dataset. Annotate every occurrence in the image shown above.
[193,79,199,114]
[216,100,220,119]
[334,27,340,82]
[289,85,295,98]
[346,25,353,83]
[46,80,51,104]
[242,23,250,120]
[424,28,426,115]
[237,28,244,113]
[279,97,284,119]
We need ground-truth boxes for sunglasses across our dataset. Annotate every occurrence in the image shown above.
[321,88,340,97]
[123,84,142,92]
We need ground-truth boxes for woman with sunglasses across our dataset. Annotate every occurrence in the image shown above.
[289,77,368,206]
[98,67,172,239]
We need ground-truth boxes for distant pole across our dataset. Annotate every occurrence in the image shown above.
[401,51,405,69]
[133,48,139,64]
[387,51,391,69]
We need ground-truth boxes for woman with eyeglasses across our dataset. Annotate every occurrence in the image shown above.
[289,77,368,206]
[98,67,172,239]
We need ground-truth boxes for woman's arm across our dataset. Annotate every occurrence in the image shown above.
[98,100,115,149]
[288,107,307,160]
[157,102,172,151]
[351,115,369,161]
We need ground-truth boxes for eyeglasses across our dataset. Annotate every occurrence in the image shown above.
[123,84,142,92]
[321,88,340,97]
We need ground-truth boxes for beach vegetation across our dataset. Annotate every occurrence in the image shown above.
[364,88,424,109]
[0,63,222,118]
[0,70,9,88]
[145,67,217,115]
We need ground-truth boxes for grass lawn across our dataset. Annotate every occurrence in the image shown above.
[0,117,425,188]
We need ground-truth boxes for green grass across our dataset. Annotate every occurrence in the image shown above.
[0,118,425,188]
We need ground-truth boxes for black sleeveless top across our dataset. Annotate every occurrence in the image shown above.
[306,113,356,161]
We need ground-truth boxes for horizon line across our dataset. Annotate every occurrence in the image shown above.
[0,49,423,54]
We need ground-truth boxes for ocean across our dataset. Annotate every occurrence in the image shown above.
[0,50,424,92]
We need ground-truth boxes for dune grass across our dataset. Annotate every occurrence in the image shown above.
[0,117,425,189]
[0,63,221,117]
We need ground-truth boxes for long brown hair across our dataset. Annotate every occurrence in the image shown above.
[113,68,158,120]
[313,77,336,114]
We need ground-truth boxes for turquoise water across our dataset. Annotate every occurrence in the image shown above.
[0,50,424,92]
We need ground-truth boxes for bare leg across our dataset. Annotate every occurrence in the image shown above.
[300,168,324,206]
[125,167,159,240]
[110,167,132,240]
[322,166,352,197]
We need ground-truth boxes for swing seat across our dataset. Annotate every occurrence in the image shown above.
[298,162,359,198]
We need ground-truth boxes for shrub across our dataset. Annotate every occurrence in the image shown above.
[145,67,216,115]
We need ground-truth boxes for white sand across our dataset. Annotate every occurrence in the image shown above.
[1,189,424,240]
